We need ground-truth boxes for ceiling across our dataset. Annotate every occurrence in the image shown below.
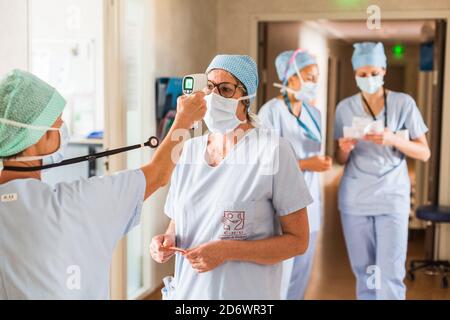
[303,20,436,43]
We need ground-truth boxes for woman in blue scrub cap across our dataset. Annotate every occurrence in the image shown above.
[150,54,314,300]
[259,49,332,300]
[334,42,430,300]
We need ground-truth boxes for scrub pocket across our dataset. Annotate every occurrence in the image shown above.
[214,201,256,241]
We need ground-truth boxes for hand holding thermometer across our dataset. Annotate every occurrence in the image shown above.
[182,74,208,129]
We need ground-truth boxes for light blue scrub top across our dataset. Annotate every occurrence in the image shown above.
[259,98,322,233]
[164,128,313,300]
[334,91,428,215]
[0,169,146,299]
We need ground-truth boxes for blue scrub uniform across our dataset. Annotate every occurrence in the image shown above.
[334,91,428,300]
[0,169,145,299]
[259,98,322,300]
[164,128,313,300]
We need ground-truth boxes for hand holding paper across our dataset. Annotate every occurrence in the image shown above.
[343,117,384,139]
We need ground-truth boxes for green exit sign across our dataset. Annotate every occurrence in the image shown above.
[393,44,405,59]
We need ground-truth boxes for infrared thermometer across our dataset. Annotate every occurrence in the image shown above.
[182,74,208,95]
[182,74,208,130]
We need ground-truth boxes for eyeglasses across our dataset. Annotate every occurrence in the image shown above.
[206,80,246,98]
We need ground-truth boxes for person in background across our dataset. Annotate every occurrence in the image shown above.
[334,42,430,300]
[259,49,332,300]
[150,54,313,300]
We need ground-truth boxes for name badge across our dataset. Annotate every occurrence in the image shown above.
[1,193,18,202]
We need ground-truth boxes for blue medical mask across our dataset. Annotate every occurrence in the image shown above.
[43,123,69,165]
[204,92,255,134]
[295,81,317,101]
[355,75,384,94]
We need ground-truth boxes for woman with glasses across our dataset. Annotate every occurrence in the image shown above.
[150,54,313,300]
[334,42,430,300]
[259,50,332,300]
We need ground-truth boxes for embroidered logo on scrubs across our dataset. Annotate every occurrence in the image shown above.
[220,211,247,240]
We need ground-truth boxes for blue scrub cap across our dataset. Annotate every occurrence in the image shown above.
[206,54,259,103]
[352,42,387,70]
[275,50,317,82]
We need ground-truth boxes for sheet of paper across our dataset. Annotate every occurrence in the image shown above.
[344,117,385,139]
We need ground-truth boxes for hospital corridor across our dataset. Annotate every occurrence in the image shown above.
[1,0,450,307]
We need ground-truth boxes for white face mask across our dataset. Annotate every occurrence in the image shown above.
[0,118,69,164]
[355,75,384,94]
[204,92,255,134]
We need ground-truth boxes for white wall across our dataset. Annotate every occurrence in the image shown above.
[0,0,29,75]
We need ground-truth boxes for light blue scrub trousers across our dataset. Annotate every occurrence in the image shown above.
[281,231,318,300]
[340,212,409,300]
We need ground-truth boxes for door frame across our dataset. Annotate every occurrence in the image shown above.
[104,0,127,300]
[249,10,450,260]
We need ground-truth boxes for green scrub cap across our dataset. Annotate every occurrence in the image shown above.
[0,70,66,157]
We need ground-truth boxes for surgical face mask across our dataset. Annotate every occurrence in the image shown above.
[43,123,69,165]
[204,92,255,134]
[355,75,384,94]
[295,81,317,101]
[0,120,69,164]
[275,81,317,102]
[40,125,68,183]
